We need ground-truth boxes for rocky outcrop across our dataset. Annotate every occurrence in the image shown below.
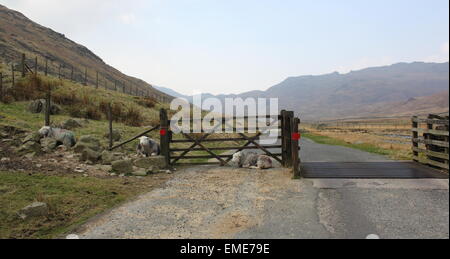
[27,99,61,115]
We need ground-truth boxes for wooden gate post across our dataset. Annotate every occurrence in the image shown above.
[281,110,287,167]
[291,117,301,178]
[412,116,419,162]
[160,108,170,168]
[285,111,294,167]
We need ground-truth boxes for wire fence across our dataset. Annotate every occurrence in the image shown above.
[0,53,173,103]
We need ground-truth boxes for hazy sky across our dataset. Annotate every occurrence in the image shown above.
[1,0,448,95]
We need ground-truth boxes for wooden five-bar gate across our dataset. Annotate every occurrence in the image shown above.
[110,108,302,177]
[159,109,301,177]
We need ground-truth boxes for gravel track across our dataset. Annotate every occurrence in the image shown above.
[77,138,449,239]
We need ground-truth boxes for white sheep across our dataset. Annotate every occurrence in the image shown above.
[38,126,76,147]
[231,151,273,170]
[137,136,160,157]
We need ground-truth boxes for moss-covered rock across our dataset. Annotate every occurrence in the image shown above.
[74,135,102,153]
[111,160,133,175]
[133,156,166,169]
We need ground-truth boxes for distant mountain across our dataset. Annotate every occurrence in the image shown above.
[154,86,189,99]
[187,62,448,120]
[0,4,172,102]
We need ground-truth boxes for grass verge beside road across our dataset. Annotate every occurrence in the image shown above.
[0,171,171,239]
[302,132,411,160]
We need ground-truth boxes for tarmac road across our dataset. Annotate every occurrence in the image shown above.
[77,137,449,239]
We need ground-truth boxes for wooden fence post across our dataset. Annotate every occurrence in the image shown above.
[58,64,62,79]
[84,67,88,86]
[11,64,15,87]
[160,108,170,168]
[292,117,301,178]
[412,116,419,162]
[96,71,99,89]
[108,103,113,149]
[45,58,48,76]
[21,53,26,77]
[34,57,38,75]
[45,89,51,126]
[0,73,3,102]
[71,66,74,81]
[114,80,117,91]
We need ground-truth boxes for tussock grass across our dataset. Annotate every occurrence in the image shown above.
[1,74,163,126]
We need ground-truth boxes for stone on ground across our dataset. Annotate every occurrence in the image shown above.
[133,156,166,169]
[111,160,133,175]
[62,119,83,130]
[17,202,49,220]
[74,135,102,153]
[40,138,58,152]
[27,99,61,115]
[132,169,149,177]
[16,141,42,155]
[80,148,101,163]
[23,132,42,144]
[101,151,123,165]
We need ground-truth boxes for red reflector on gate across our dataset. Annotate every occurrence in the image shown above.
[292,132,301,141]
[160,129,167,136]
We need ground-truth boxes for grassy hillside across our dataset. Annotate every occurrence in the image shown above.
[0,4,172,102]
[0,74,171,155]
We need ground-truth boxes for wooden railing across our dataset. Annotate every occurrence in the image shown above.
[412,114,449,171]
